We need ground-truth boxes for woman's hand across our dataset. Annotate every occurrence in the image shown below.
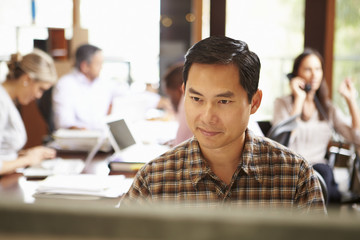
[339,77,357,103]
[21,146,56,166]
[339,77,360,131]
[290,76,307,101]
[289,76,308,117]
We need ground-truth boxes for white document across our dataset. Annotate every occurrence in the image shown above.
[35,174,132,198]
[23,158,85,178]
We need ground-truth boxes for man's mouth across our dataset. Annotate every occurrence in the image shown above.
[197,127,222,137]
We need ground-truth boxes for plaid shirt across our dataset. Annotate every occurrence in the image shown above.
[121,130,326,215]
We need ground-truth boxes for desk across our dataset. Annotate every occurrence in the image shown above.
[0,151,133,207]
[1,154,360,240]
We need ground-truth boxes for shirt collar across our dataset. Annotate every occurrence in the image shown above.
[240,129,262,183]
[188,129,262,187]
[73,69,99,85]
[187,137,210,185]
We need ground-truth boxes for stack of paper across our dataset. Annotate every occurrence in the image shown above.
[34,174,133,199]
[49,129,112,152]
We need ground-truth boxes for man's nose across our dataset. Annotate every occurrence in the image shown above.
[201,103,217,124]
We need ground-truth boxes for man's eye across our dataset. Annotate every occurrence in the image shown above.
[219,100,231,104]
[191,97,201,102]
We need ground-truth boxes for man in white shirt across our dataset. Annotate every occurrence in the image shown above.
[52,44,124,131]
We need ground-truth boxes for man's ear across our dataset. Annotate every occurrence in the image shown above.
[250,89,262,114]
[181,83,185,94]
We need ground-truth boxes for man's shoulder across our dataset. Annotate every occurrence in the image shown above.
[55,72,76,86]
[57,70,84,83]
[247,134,315,192]
[250,134,308,167]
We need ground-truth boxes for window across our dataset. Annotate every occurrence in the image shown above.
[226,0,305,120]
[333,0,360,114]
[81,0,160,86]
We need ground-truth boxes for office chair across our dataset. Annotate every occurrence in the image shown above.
[266,114,299,147]
[313,169,329,205]
[257,120,272,136]
[36,86,55,144]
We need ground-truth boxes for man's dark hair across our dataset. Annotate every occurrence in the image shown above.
[74,44,102,70]
[183,36,261,103]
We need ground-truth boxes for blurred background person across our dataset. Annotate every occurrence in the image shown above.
[162,62,193,146]
[272,48,360,203]
[52,44,125,131]
[0,49,57,175]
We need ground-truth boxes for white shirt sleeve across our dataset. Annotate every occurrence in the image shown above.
[0,86,26,162]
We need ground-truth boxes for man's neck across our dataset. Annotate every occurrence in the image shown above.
[77,69,94,82]
[200,135,245,185]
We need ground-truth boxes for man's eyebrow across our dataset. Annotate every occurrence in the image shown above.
[215,91,234,98]
[188,87,203,96]
[188,88,235,98]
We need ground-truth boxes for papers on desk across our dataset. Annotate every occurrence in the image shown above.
[23,158,85,178]
[34,174,133,199]
[48,129,112,152]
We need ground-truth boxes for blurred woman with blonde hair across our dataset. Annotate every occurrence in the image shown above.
[0,49,57,175]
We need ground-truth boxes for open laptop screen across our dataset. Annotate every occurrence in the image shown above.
[107,119,136,151]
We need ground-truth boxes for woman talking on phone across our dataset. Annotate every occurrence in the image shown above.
[0,49,57,175]
[272,48,360,203]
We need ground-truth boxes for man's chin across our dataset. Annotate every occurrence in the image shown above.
[196,134,223,149]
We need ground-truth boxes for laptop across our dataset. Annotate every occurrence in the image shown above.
[106,118,170,166]
[23,135,106,178]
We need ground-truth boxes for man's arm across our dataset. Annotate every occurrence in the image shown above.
[294,162,327,215]
[119,170,152,207]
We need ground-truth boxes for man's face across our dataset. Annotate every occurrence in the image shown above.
[184,63,260,152]
[83,51,104,81]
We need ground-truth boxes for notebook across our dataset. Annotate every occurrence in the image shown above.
[106,118,169,172]
[23,135,106,178]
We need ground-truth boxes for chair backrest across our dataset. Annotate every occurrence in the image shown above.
[257,120,272,136]
[313,169,328,205]
[266,114,299,147]
[349,152,360,196]
[36,86,55,135]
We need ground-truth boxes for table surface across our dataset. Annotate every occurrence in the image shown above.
[0,151,135,207]
[2,148,360,215]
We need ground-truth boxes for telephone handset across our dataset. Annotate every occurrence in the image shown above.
[303,83,311,93]
[286,73,311,93]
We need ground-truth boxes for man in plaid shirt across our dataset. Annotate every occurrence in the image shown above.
[120,36,326,215]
